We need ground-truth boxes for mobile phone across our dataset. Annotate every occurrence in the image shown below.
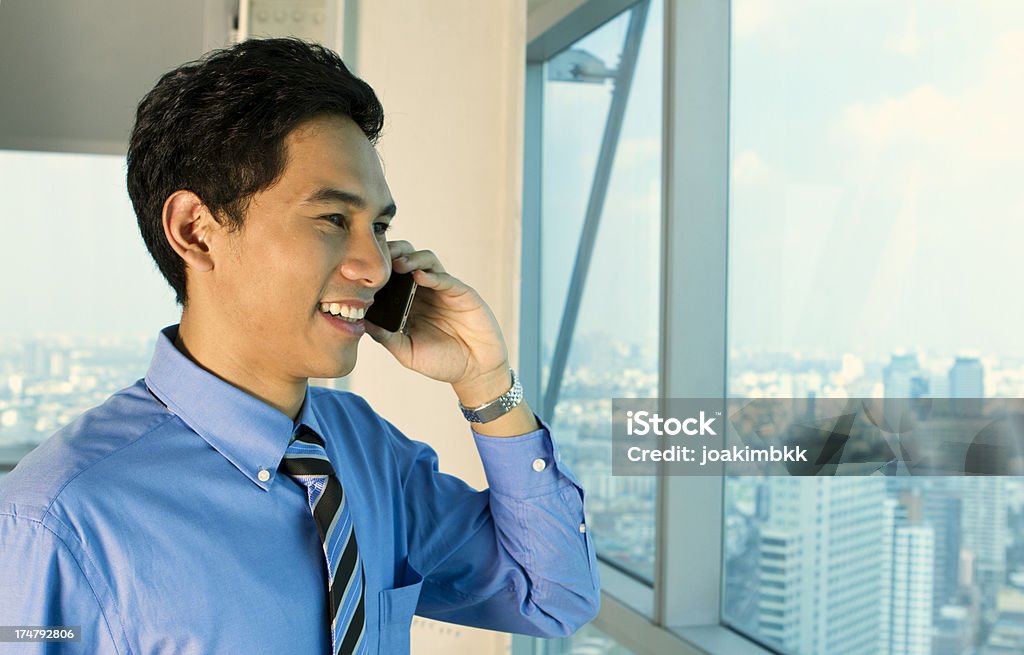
[365,271,417,333]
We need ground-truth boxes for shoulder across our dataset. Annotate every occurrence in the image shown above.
[0,379,176,521]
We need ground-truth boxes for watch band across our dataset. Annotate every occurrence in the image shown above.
[459,368,523,423]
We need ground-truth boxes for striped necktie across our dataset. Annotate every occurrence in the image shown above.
[280,424,366,655]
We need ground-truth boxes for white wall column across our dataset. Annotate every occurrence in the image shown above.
[343,2,527,653]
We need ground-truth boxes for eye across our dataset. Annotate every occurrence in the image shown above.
[321,214,346,228]
[374,222,392,236]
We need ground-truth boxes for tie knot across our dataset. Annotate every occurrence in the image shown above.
[280,425,335,478]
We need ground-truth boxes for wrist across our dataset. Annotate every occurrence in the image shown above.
[452,364,513,408]
[456,366,538,436]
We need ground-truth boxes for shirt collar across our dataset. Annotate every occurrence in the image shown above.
[144,324,324,491]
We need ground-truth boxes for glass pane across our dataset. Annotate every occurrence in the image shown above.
[540,11,629,394]
[724,1,1024,654]
[540,0,662,583]
[0,150,179,460]
[518,622,637,654]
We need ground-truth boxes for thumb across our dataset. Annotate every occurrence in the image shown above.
[364,320,404,356]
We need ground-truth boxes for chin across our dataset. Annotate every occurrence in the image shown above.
[306,343,358,380]
[328,351,358,379]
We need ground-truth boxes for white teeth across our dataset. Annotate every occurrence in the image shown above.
[320,302,366,321]
[346,306,367,319]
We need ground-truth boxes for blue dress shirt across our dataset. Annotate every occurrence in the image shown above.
[0,325,600,654]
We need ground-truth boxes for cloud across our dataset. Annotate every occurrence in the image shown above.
[833,85,961,156]
[831,30,1024,185]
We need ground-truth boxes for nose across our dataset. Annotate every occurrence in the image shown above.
[338,227,390,290]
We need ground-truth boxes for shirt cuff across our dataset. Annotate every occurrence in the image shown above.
[471,414,577,498]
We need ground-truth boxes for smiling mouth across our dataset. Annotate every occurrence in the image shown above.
[318,302,367,322]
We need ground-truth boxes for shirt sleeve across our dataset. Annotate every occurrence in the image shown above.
[384,414,601,638]
[0,508,124,655]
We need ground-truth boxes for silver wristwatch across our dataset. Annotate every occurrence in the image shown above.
[459,368,523,423]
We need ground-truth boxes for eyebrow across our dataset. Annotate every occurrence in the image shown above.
[301,187,397,218]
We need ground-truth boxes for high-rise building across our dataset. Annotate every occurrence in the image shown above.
[922,490,963,614]
[949,355,985,416]
[883,353,922,439]
[21,340,49,380]
[757,477,887,654]
[958,477,1008,592]
[884,353,921,399]
[881,492,934,655]
[910,375,929,399]
[757,527,801,650]
[949,356,985,398]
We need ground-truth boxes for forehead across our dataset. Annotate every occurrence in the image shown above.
[276,114,391,206]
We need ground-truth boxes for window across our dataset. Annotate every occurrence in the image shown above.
[0,148,348,475]
[513,623,637,655]
[524,0,663,586]
[723,1,1024,653]
[523,0,1023,653]
[0,150,180,471]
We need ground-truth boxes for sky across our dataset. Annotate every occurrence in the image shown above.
[541,2,662,367]
[1,0,1022,362]
[728,0,1024,358]
[540,0,1024,365]
[0,151,180,338]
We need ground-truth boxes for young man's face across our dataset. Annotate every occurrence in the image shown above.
[203,114,394,381]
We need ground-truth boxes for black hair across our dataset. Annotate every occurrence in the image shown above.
[126,37,384,307]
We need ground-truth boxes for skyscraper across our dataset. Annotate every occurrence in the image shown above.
[884,353,921,399]
[923,490,963,615]
[949,355,985,417]
[949,356,984,399]
[958,477,1008,592]
[883,353,922,439]
[881,491,935,655]
[757,477,887,654]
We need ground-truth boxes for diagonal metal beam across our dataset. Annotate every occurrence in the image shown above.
[542,0,650,420]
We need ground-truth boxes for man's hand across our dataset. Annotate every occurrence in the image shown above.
[363,240,511,398]
[365,240,540,437]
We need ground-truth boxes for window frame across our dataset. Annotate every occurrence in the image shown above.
[519,1,772,652]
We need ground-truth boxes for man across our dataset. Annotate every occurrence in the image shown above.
[0,38,599,654]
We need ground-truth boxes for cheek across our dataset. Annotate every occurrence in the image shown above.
[234,235,318,307]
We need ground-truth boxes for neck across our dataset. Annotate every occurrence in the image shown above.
[174,312,307,420]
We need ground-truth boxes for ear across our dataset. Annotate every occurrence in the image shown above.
[161,190,217,273]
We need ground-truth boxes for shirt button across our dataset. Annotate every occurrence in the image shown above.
[257,468,271,482]
[532,458,547,472]
[579,523,587,534]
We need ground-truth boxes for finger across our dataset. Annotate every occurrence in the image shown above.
[393,249,446,275]
[410,269,465,294]
[387,240,415,259]
[364,317,406,350]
